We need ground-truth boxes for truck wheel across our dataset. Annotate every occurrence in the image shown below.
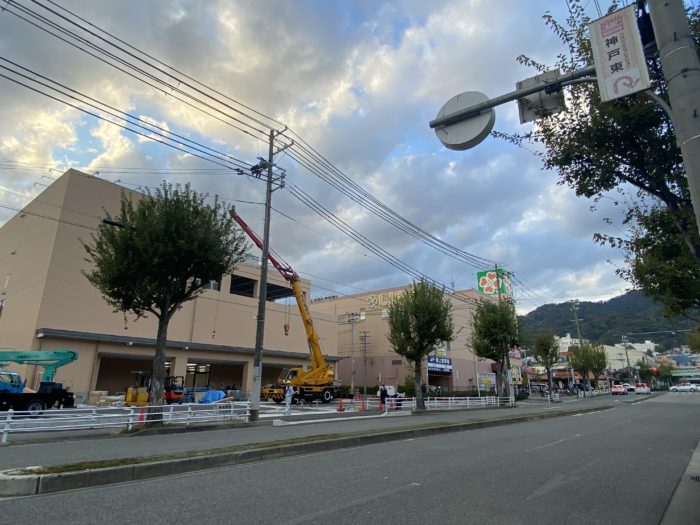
[24,399,46,415]
[322,389,333,403]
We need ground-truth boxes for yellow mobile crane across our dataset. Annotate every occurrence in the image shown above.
[231,209,340,403]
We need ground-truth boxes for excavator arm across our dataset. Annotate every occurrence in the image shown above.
[0,350,78,382]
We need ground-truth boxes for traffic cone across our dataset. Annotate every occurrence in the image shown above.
[137,406,145,425]
[378,401,383,413]
[337,398,344,412]
[360,396,366,411]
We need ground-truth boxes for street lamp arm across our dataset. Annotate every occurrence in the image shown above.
[428,65,596,129]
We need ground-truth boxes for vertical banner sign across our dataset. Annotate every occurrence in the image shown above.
[477,268,512,300]
[589,5,651,102]
[510,366,522,385]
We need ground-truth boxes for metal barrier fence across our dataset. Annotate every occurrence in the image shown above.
[1,402,250,445]
[357,395,515,412]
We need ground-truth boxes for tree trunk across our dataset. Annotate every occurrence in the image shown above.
[147,314,169,425]
[546,369,553,401]
[414,361,424,410]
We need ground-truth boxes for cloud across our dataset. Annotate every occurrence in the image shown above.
[0,0,632,315]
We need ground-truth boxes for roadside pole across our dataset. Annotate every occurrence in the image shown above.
[648,0,700,233]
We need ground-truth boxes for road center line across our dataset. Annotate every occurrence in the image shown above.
[525,434,582,452]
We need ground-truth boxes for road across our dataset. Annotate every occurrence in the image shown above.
[3,394,699,524]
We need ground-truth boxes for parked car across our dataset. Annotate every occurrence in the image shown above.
[635,383,651,395]
[611,384,626,395]
[670,383,697,393]
[623,383,636,393]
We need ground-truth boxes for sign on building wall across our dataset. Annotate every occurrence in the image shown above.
[478,372,497,390]
[367,292,397,309]
[589,5,651,102]
[428,355,452,373]
[477,268,512,300]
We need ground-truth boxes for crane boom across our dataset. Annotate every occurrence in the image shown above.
[230,209,327,370]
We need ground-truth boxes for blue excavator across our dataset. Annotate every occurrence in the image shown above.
[0,349,78,413]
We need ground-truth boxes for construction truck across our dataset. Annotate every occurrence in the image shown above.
[0,349,78,413]
[231,209,341,404]
[124,372,185,406]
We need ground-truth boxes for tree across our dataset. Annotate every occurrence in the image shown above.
[83,182,248,409]
[387,280,453,410]
[504,1,700,317]
[470,300,519,397]
[531,331,560,399]
[570,343,594,390]
[589,343,608,387]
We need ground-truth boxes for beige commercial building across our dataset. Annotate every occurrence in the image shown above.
[311,286,495,393]
[0,169,337,403]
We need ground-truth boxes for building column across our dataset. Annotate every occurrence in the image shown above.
[242,357,255,397]
[170,350,189,378]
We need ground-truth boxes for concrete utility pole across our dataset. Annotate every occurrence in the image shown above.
[346,313,361,395]
[249,128,289,422]
[571,300,584,344]
[648,0,700,233]
[360,330,369,395]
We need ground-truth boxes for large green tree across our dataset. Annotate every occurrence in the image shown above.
[387,280,453,410]
[589,343,608,387]
[531,331,560,398]
[83,181,248,408]
[470,300,519,397]
[506,1,700,317]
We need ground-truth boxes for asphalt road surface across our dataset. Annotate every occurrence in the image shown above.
[3,394,699,524]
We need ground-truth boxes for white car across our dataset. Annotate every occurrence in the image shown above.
[670,383,697,393]
[634,383,651,395]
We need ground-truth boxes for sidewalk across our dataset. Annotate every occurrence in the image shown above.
[0,396,622,497]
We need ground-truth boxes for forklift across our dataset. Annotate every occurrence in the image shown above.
[124,371,185,406]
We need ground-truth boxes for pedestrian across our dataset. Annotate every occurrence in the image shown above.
[284,384,294,415]
[379,384,388,410]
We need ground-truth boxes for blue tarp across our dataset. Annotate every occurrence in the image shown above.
[198,390,226,403]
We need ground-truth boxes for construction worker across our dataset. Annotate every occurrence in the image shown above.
[284,384,294,415]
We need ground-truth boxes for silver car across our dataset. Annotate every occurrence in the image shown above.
[670,383,697,392]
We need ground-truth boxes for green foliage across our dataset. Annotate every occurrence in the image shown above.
[83,182,249,406]
[570,344,594,386]
[387,280,453,409]
[508,1,700,317]
[532,331,559,371]
[519,290,694,348]
[470,300,519,396]
[589,343,608,384]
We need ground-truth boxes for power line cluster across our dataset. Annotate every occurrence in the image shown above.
[0,0,566,310]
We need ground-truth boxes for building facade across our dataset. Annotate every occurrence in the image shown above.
[311,286,495,393]
[0,169,337,402]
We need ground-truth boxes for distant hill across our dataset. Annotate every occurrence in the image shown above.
[518,290,694,350]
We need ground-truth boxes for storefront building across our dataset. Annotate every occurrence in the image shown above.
[311,285,494,394]
[0,169,337,403]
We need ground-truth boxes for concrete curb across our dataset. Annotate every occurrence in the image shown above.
[0,404,612,497]
[660,438,700,524]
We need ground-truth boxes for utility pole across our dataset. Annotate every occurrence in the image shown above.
[347,313,360,395]
[571,300,584,345]
[360,330,369,395]
[249,128,290,422]
[648,0,700,233]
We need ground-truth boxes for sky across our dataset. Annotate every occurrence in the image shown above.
[0,0,641,314]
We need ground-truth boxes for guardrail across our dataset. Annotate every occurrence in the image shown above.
[1,402,250,445]
[361,395,515,412]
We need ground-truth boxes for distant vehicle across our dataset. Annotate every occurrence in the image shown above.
[634,383,651,395]
[611,384,626,395]
[623,383,636,393]
[670,383,697,393]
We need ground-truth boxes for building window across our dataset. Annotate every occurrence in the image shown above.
[229,275,256,297]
